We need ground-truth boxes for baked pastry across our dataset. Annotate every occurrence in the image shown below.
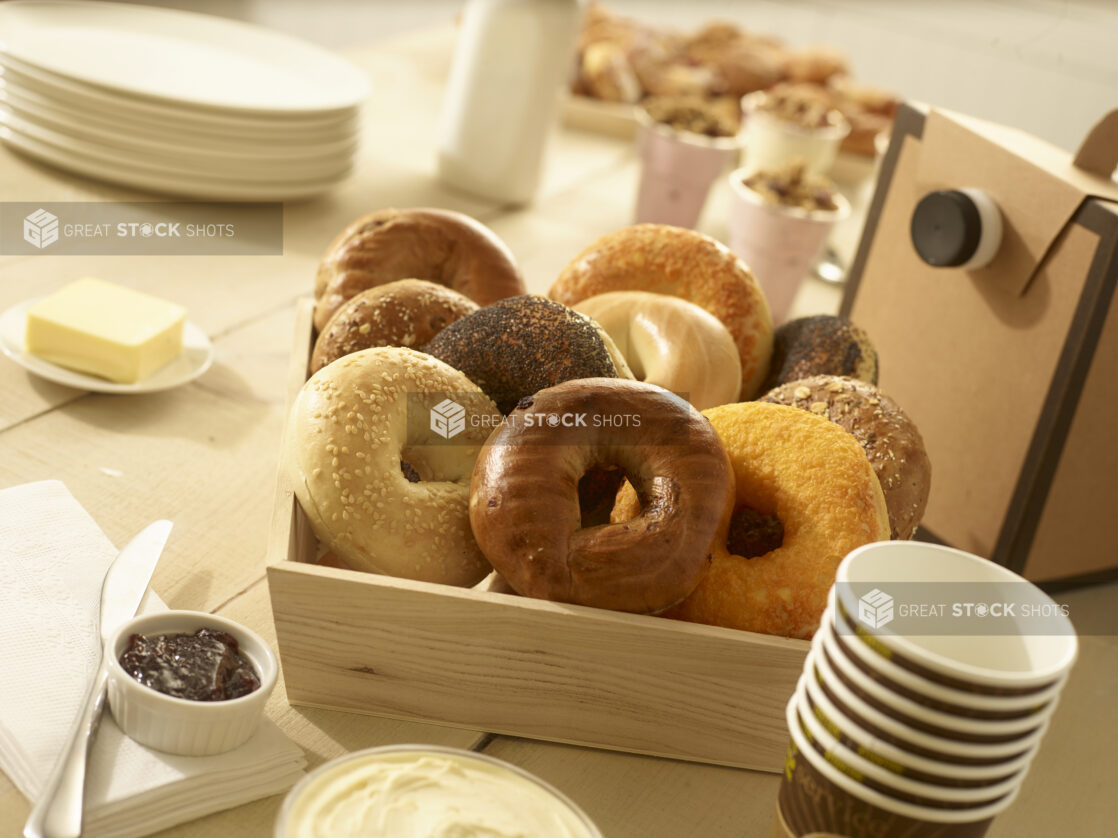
[313,208,525,331]
[781,46,849,86]
[573,291,742,410]
[550,224,773,399]
[310,279,478,373]
[760,314,878,393]
[469,378,734,613]
[762,375,931,539]
[286,346,501,586]
[423,295,627,414]
[614,401,890,638]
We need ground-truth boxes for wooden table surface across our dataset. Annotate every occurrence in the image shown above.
[1,27,1115,838]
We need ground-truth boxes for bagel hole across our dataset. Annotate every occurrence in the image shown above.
[577,465,629,528]
[727,505,784,558]
[400,460,422,483]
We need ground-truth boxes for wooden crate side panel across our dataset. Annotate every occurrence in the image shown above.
[847,135,1091,557]
[268,561,806,771]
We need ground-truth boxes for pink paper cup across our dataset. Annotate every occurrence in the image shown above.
[634,111,741,229]
[726,166,849,324]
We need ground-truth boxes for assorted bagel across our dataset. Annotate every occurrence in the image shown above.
[288,210,931,639]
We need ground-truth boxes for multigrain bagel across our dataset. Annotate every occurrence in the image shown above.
[573,291,742,410]
[549,225,773,399]
[613,401,889,637]
[285,346,502,586]
[314,207,525,331]
[469,378,734,613]
[311,279,478,373]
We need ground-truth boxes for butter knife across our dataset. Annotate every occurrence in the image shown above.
[24,520,173,838]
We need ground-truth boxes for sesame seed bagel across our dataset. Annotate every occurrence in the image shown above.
[613,401,889,638]
[285,346,502,586]
[549,224,774,398]
[314,207,525,331]
[424,295,629,414]
[311,279,478,373]
[762,375,931,540]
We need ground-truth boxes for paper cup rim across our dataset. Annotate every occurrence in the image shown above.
[274,745,603,838]
[793,679,1025,804]
[800,657,1040,779]
[740,90,851,140]
[728,166,851,221]
[784,692,1021,824]
[636,106,744,151]
[834,542,1078,689]
[806,641,1051,760]
[827,590,1065,713]
[818,613,1057,737]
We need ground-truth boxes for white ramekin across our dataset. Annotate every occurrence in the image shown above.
[105,609,277,756]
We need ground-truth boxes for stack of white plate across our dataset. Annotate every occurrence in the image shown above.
[0,1,369,201]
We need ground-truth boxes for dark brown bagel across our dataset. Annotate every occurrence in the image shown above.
[314,207,525,331]
[310,279,478,373]
[424,295,624,414]
[469,378,734,613]
[759,314,877,393]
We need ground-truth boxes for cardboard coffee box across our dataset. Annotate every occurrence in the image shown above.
[842,104,1118,586]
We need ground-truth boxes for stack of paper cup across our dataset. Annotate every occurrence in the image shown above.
[774,541,1078,838]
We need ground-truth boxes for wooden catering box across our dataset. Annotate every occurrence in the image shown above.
[267,299,808,772]
[842,104,1118,587]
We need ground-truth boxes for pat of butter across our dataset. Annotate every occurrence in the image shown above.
[25,278,187,384]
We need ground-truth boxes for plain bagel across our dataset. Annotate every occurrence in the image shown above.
[286,346,502,586]
[314,207,526,331]
[574,291,742,410]
[549,224,773,398]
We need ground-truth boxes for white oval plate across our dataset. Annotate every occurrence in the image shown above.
[0,107,356,181]
[0,85,361,159]
[0,124,351,201]
[0,57,362,132]
[0,298,214,394]
[0,1,370,115]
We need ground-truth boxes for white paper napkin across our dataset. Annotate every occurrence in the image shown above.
[0,480,306,838]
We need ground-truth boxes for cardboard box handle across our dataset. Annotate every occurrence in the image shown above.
[1073,109,1118,178]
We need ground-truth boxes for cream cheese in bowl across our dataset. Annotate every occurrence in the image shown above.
[276,746,601,838]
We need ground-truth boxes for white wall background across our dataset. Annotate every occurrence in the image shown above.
[130,0,1116,153]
